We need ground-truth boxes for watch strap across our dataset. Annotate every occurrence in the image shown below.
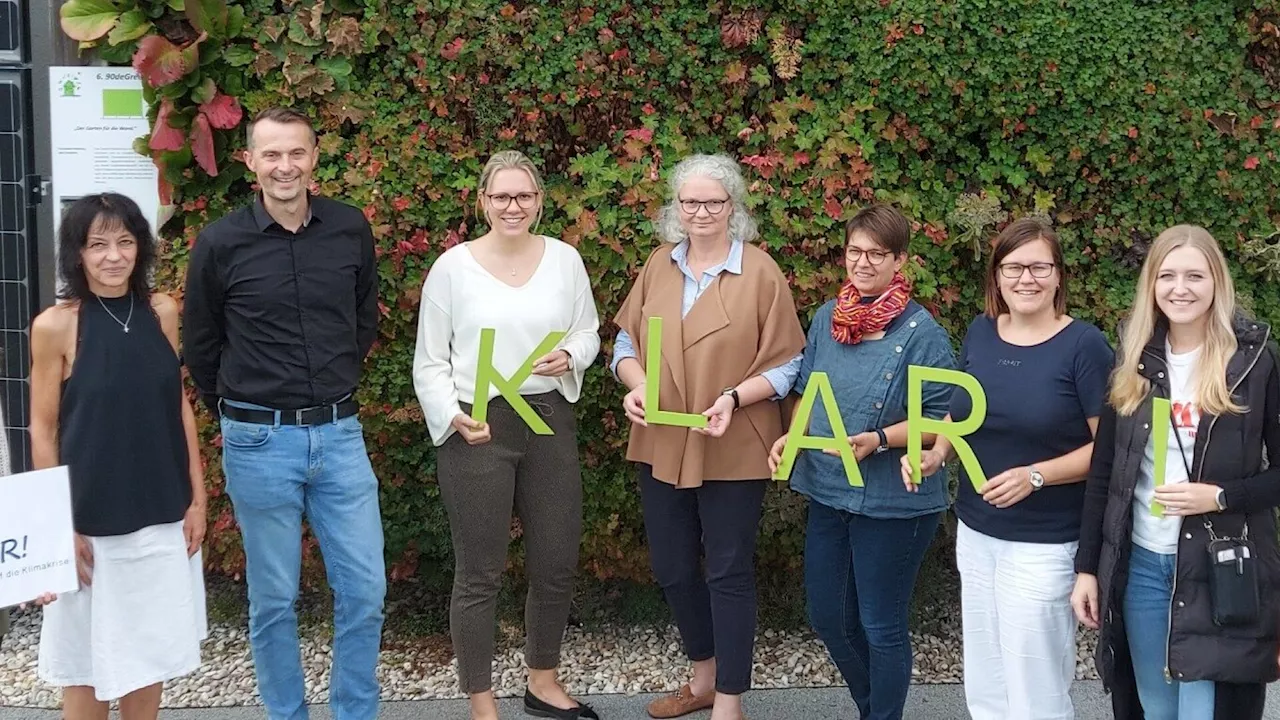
[875,427,888,451]
[722,387,740,409]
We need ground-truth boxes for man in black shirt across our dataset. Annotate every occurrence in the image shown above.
[184,107,385,720]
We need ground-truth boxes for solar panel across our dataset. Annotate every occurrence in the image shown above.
[0,1,17,64]
[0,65,34,473]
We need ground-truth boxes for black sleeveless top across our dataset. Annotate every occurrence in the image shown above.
[59,293,192,536]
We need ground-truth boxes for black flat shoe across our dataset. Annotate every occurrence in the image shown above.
[523,688,600,719]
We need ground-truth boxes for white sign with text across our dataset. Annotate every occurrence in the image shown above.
[0,466,78,607]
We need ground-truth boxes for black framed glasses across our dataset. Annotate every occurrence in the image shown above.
[486,192,540,210]
[846,247,894,265]
[998,262,1056,279]
[678,198,729,215]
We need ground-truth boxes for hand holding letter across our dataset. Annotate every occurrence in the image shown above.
[1153,482,1221,516]
[695,395,735,438]
[531,349,572,378]
[900,448,945,493]
[623,385,647,426]
[452,413,492,445]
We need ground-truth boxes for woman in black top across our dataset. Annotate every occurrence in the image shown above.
[29,194,207,720]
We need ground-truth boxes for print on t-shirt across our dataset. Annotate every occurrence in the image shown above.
[1132,346,1201,554]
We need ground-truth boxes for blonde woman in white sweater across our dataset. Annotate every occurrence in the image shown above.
[412,151,601,720]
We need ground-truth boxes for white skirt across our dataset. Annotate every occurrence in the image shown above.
[37,520,207,701]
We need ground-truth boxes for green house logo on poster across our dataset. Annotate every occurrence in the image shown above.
[102,89,144,118]
[58,75,81,98]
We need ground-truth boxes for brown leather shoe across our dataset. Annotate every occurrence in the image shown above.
[646,684,715,718]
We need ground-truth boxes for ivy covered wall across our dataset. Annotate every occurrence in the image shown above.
[61,0,1280,598]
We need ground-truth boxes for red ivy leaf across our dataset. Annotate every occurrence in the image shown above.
[149,100,185,151]
[624,128,653,143]
[132,34,198,87]
[199,93,243,130]
[190,114,218,177]
[823,195,842,220]
[152,153,173,205]
[440,37,464,60]
[1244,156,1260,170]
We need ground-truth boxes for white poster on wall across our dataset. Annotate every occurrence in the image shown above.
[0,466,78,608]
[48,67,159,241]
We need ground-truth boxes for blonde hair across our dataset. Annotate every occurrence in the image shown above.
[474,150,545,230]
[1110,225,1245,416]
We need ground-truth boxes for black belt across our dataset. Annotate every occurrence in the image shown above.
[220,398,359,426]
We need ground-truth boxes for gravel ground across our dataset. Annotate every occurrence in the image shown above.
[0,607,1099,709]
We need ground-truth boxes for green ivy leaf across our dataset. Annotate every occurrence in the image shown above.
[107,9,151,46]
[316,57,353,78]
[186,0,229,39]
[191,76,217,105]
[226,6,246,39]
[287,17,323,48]
[58,0,120,42]
[223,44,255,67]
[166,0,185,10]
[98,40,135,64]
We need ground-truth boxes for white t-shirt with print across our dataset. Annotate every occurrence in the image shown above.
[1132,344,1201,555]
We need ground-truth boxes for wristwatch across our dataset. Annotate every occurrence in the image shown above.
[1215,487,1228,512]
[721,387,740,410]
[874,427,889,454]
[1028,466,1046,491]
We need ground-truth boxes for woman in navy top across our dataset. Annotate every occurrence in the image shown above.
[902,218,1113,720]
[768,205,955,720]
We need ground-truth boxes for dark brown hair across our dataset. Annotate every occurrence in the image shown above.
[984,217,1067,318]
[246,107,317,148]
[845,203,910,256]
[57,193,155,301]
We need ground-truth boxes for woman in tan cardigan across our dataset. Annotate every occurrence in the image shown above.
[612,154,805,720]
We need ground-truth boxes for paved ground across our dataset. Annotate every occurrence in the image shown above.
[3,682,1278,719]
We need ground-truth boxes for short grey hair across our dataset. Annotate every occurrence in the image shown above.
[656,154,758,244]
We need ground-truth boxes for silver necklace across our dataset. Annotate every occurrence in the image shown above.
[96,293,134,333]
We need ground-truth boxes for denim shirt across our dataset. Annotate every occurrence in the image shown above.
[788,300,957,518]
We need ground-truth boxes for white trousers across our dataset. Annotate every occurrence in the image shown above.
[957,520,1078,720]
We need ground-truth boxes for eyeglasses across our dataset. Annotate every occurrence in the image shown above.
[486,192,540,210]
[678,198,729,215]
[998,262,1056,279]
[846,247,894,265]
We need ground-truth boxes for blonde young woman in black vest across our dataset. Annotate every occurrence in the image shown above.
[1072,225,1280,720]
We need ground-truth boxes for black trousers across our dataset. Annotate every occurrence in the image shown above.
[638,463,767,695]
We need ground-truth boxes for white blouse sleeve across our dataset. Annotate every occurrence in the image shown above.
[412,262,463,446]
[557,248,601,402]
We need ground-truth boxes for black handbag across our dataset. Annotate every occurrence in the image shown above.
[1169,409,1260,626]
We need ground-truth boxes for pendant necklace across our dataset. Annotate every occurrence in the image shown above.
[97,292,134,333]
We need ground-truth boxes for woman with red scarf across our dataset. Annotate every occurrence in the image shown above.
[767,204,956,720]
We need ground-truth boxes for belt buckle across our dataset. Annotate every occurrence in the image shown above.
[294,409,306,426]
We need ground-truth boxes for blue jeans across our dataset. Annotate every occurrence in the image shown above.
[1124,544,1215,720]
[221,404,386,720]
[804,501,940,720]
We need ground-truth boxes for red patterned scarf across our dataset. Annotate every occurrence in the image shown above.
[830,272,912,345]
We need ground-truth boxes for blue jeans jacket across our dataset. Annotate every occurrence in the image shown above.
[789,302,956,518]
